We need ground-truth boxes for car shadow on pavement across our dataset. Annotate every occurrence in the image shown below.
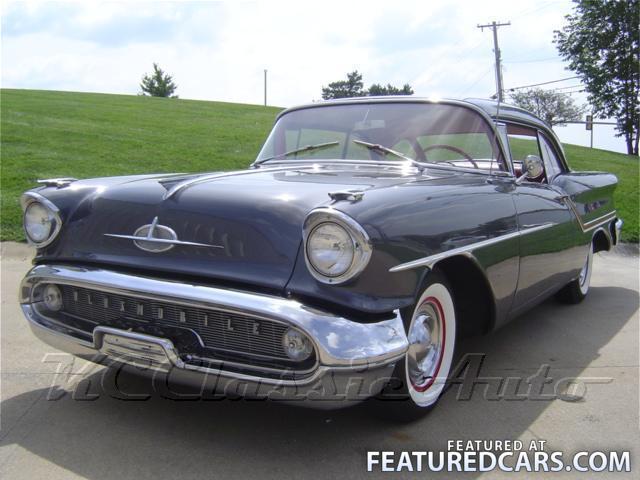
[0,285,638,479]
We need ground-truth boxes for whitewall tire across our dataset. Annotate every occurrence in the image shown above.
[405,282,457,408]
[557,241,594,304]
[373,270,457,421]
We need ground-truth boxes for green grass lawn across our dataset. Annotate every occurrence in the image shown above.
[1,88,638,242]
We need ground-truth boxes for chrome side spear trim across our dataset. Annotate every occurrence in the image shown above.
[389,222,556,273]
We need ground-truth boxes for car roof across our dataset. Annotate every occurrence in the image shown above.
[279,96,550,131]
[463,97,550,130]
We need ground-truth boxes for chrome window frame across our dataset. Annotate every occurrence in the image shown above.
[257,99,513,176]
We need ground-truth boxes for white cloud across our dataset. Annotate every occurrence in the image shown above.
[0,0,629,153]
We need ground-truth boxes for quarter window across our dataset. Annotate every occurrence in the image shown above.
[538,133,564,179]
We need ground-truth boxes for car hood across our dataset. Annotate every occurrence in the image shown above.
[37,165,448,291]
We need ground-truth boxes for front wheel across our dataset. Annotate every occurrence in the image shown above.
[373,271,457,421]
[557,242,594,304]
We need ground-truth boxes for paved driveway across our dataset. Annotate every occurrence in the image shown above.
[1,242,638,479]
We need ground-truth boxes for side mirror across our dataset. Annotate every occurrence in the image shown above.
[516,155,544,184]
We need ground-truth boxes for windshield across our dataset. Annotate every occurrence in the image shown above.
[256,102,506,172]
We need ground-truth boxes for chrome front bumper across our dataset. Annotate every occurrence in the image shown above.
[20,264,408,408]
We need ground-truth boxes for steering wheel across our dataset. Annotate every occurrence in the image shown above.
[423,144,478,168]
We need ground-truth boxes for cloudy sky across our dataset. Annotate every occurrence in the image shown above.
[1,0,627,153]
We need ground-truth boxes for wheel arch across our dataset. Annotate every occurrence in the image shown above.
[411,254,497,337]
[592,227,612,253]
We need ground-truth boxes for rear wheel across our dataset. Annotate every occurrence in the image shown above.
[373,271,457,421]
[557,242,594,304]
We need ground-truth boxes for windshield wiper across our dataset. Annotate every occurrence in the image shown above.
[352,139,426,172]
[253,141,340,166]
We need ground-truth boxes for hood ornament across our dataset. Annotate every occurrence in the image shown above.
[328,189,365,203]
[37,177,78,188]
[104,217,224,253]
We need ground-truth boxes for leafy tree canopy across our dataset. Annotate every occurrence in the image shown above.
[321,71,414,99]
[321,71,365,99]
[510,88,586,126]
[140,63,178,98]
[554,0,639,155]
[368,83,414,96]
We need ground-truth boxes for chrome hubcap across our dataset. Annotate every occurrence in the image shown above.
[407,301,443,390]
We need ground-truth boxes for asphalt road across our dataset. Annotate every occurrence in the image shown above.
[1,242,638,479]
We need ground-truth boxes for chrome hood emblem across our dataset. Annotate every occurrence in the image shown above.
[105,217,223,253]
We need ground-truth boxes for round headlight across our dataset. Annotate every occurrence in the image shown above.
[303,208,372,285]
[21,194,62,247]
[282,328,313,361]
[24,202,55,243]
[307,222,355,277]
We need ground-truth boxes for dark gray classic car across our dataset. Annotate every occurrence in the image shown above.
[19,97,621,418]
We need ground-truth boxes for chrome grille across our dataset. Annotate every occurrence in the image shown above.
[59,285,291,361]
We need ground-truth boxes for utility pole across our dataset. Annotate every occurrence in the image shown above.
[264,69,267,106]
[477,21,510,102]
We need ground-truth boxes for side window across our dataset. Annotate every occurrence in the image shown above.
[506,124,545,181]
[538,133,564,180]
[506,124,541,160]
[416,133,503,172]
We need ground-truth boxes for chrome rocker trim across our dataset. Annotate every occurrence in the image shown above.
[20,264,408,407]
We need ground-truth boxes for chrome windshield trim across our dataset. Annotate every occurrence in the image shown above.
[389,222,555,273]
[252,158,514,177]
[273,98,512,169]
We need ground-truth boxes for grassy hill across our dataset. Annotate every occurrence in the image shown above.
[1,89,637,242]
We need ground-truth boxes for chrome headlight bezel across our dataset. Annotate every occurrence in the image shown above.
[302,208,372,285]
[20,192,62,248]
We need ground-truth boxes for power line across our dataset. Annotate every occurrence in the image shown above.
[456,65,494,97]
[550,84,583,91]
[477,20,511,102]
[503,56,559,64]
[511,0,558,20]
[508,76,580,91]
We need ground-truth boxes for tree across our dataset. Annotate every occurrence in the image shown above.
[509,88,586,126]
[554,0,639,155]
[368,83,414,96]
[140,63,178,98]
[321,71,365,99]
[321,71,414,99]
